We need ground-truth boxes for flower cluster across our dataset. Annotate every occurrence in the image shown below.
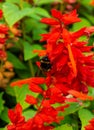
[0,9,8,60]
[7,103,64,130]
[0,9,15,89]
[7,9,94,130]
[40,9,94,94]
[8,77,69,130]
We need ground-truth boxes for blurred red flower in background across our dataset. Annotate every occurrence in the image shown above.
[0,9,9,60]
[90,0,94,6]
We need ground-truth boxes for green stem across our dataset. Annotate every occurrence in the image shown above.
[60,2,64,13]
[19,0,35,77]
[28,60,35,77]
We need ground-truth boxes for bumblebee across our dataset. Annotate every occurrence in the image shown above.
[91,47,94,51]
[40,56,51,72]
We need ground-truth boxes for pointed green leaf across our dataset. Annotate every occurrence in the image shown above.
[0,107,10,123]
[6,84,38,110]
[22,41,42,61]
[0,128,6,130]
[33,0,62,5]
[3,2,34,26]
[7,51,27,69]
[55,124,73,130]
[6,0,20,4]
[32,7,50,17]
[23,109,36,120]
[61,102,82,116]
[78,109,94,130]
[72,18,91,31]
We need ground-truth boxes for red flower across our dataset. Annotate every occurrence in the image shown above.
[0,24,8,44]
[39,9,94,95]
[8,9,94,130]
[85,118,94,130]
[41,9,80,26]
[90,0,94,6]
[7,103,26,130]
[7,104,54,130]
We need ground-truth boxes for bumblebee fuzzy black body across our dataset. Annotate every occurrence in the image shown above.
[91,47,94,51]
[40,56,51,72]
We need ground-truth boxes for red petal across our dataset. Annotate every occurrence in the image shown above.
[68,90,94,100]
[8,109,15,123]
[15,103,22,114]
[10,78,33,87]
[7,125,15,130]
[32,77,45,84]
[41,18,59,25]
[11,77,45,87]
[71,27,86,41]
[62,10,81,25]
[25,95,37,105]
[51,9,63,20]
[29,83,43,93]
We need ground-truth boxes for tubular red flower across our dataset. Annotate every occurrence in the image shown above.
[11,77,45,87]
[68,90,93,101]
[41,9,81,26]
[62,10,81,25]
[7,104,26,130]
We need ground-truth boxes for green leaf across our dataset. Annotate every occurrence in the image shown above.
[33,29,47,40]
[0,92,4,115]
[7,51,27,69]
[55,124,73,130]
[23,109,36,120]
[3,2,34,26]
[61,102,90,116]
[61,102,81,116]
[24,18,47,33]
[6,0,20,4]
[3,3,50,27]
[6,84,38,110]
[0,107,10,123]
[60,115,79,130]
[0,128,6,130]
[33,0,62,5]
[22,41,42,61]
[5,85,15,96]
[72,18,91,31]
[26,7,50,20]
[32,7,50,17]
[80,0,91,5]
[78,108,94,130]
[6,0,31,8]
